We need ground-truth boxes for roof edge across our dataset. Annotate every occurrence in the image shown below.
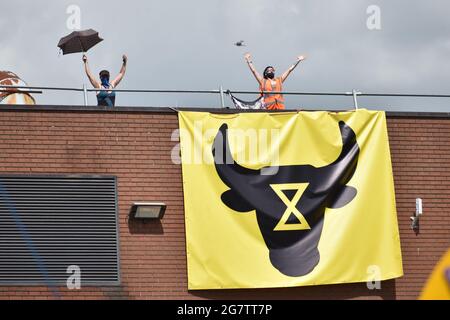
[1,105,450,118]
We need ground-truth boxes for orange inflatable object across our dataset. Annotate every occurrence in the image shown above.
[0,71,35,105]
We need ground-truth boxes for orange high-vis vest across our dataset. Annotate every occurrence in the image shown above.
[260,77,285,110]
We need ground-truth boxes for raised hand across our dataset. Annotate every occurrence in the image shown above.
[244,52,252,62]
[82,54,88,63]
[297,55,306,62]
[122,54,128,64]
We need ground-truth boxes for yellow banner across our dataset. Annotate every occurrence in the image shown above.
[179,109,403,290]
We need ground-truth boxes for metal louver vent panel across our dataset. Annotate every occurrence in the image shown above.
[0,175,119,285]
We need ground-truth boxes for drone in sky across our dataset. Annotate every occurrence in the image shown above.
[234,40,246,47]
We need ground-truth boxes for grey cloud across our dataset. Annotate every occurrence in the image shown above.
[1,0,450,111]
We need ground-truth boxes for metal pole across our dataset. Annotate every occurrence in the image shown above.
[4,84,450,98]
[219,85,225,108]
[352,89,360,110]
[82,83,88,106]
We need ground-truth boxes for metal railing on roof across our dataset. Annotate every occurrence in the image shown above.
[3,84,450,110]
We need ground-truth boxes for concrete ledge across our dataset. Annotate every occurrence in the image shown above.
[1,104,450,118]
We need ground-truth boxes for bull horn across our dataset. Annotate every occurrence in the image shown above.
[212,124,259,176]
[331,121,359,165]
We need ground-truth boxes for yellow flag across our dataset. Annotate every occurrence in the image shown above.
[179,109,403,290]
[419,249,450,300]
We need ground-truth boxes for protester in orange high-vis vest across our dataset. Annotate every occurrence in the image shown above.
[244,53,306,110]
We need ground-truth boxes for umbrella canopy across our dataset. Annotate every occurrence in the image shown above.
[57,29,103,55]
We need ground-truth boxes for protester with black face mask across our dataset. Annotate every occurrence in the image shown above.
[244,53,306,110]
[82,54,127,107]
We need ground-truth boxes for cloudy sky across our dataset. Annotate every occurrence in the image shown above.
[2,0,450,111]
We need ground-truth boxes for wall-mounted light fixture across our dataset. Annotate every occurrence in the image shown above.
[129,202,166,220]
[410,198,423,231]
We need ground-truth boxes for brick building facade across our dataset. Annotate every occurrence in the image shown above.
[0,105,449,300]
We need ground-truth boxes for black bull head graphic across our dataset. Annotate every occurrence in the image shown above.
[212,121,359,277]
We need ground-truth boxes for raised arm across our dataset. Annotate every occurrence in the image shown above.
[281,55,306,83]
[82,54,100,88]
[244,53,263,84]
[111,55,127,87]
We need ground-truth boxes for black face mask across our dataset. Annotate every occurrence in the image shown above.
[100,76,110,87]
[266,72,275,79]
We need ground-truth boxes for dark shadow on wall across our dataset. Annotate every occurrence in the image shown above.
[190,279,397,300]
[101,286,133,300]
[127,216,164,235]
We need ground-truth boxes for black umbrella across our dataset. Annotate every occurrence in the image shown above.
[57,29,103,55]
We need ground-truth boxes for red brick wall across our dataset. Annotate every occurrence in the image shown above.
[0,107,448,300]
